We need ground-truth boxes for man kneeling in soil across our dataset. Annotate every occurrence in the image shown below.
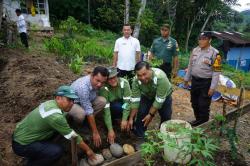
[99,67,132,144]
[70,66,108,147]
[127,61,173,138]
[12,86,96,165]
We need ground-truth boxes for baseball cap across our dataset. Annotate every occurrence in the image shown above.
[108,67,118,78]
[199,32,212,40]
[55,85,78,99]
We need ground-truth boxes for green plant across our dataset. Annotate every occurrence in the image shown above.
[59,16,80,37]
[141,126,219,166]
[149,58,163,67]
[69,55,83,74]
[213,114,239,161]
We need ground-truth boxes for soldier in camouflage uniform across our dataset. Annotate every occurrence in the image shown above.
[184,32,222,126]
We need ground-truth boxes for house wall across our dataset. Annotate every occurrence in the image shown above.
[227,47,250,72]
[3,0,51,27]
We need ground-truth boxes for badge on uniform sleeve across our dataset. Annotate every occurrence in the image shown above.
[213,54,222,72]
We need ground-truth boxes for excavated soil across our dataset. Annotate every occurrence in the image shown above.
[0,46,249,166]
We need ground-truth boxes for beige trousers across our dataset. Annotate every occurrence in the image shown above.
[68,96,106,123]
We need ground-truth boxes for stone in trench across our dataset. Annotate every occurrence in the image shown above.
[110,143,124,158]
[102,148,112,160]
[87,154,104,166]
[123,144,135,155]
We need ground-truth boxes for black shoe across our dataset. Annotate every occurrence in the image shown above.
[189,120,206,127]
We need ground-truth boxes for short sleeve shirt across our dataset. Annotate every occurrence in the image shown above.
[150,37,179,63]
[114,36,141,71]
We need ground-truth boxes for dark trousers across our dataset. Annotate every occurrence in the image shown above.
[20,32,29,48]
[158,62,172,81]
[110,100,123,120]
[134,95,172,138]
[117,68,134,84]
[191,76,212,122]
[12,139,63,166]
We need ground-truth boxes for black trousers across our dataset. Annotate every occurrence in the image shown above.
[117,68,134,84]
[20,32,29,48]
[12,139,63,166]
[158,62,172,81]
[191,76,212,121]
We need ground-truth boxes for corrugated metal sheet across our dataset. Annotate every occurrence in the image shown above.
[210,31,250,45]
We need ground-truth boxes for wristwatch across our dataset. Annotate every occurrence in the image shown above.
[149,112,155,117]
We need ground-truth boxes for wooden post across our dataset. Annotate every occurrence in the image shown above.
[71,137,78,166]
[233,86,244,130]
[219,100,227,136]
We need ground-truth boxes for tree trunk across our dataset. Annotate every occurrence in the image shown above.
[124,0,130,24]
[166,0,178,32]
[88,0,91,24]
[0,0,3,30]
[133,0,147,39]
[184,7,203,52]
[200,10,213,32]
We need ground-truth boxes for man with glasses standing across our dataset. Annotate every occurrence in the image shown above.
[149,24,179,80]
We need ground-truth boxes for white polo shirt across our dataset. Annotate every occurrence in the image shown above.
[16,14,27,33]
[114,36,141,71]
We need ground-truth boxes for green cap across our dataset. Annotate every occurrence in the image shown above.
[55,85,78,99]
[108,67,118,78]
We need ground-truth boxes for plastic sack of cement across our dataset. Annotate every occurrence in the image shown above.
[219,75,236,88]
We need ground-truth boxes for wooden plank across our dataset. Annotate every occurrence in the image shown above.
[198,102,250,129]
[71,137,78,166]
[103,151,141,166]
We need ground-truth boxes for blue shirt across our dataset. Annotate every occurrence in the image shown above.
[71,75,97,115]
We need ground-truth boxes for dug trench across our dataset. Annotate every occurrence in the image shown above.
[0,48,139,165]
[0,47,249,165]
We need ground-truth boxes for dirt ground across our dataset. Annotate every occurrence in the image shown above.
[0,45,249,166]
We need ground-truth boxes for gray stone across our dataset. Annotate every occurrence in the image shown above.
[110,143,124,158]
[88,154,104,166]
[102,148,112,160]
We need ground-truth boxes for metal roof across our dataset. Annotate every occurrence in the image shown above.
[208,31,250,45]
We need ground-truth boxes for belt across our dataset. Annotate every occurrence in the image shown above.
[192,76,212,81]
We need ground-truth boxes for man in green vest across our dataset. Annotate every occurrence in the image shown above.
[12,86,96,165]
[149,24,179,80]
[99,67,131,144]
[127,61,172,138]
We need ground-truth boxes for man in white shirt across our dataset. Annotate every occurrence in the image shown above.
[113,24,141,83]
[15,9,29,48]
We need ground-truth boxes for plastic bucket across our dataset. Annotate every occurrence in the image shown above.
[160,120,192,164]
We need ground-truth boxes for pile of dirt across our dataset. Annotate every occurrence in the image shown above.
[0,48,77,165]
[0,46,249,166]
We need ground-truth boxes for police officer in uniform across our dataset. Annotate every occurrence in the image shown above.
[184,32,221,126]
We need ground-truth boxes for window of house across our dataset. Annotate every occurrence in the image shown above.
[20,0,46,15]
